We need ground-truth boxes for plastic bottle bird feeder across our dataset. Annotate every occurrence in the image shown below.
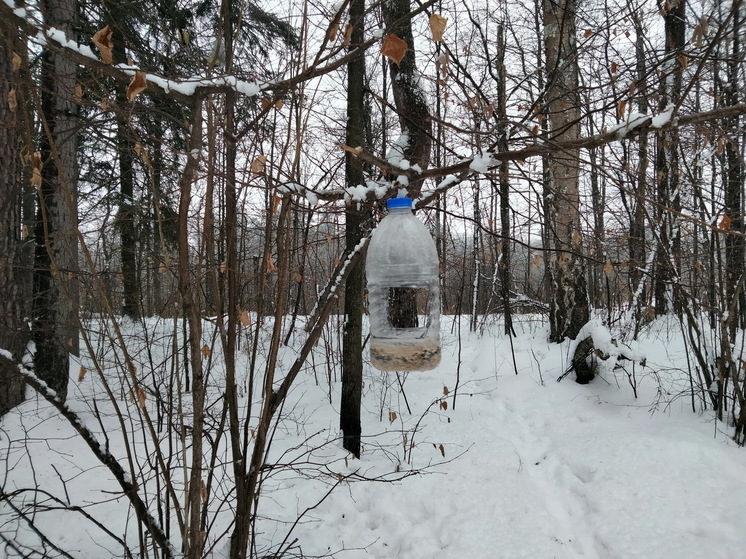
[366,197,441,371]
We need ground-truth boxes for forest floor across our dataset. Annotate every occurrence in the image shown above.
[1,314,745,558]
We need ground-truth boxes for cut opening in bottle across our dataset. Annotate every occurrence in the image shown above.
[387,287,431,330]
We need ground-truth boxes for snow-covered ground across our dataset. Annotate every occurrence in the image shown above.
[1,315,745,558]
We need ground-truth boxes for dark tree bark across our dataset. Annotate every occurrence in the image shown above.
[543,0,589,342]
[341,0,367,458]
[0,21,30,414]
[723,6,744,332]
[380,0,433,332]
[383,0,432,192]
[33,0,80,401]
[653,0,686,316]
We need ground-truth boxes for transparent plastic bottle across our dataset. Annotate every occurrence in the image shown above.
[366,197,440,371]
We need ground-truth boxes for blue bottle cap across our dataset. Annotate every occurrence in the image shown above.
[386,197,413,209]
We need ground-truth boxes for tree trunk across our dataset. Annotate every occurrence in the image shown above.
[383,0,432,192]
[653,0,686,316]
[543,0,589,342]
[33,0,79,401]
[341,0,367,458]
[0,22,29,414]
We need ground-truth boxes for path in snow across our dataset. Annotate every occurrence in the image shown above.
[291,330,746,559]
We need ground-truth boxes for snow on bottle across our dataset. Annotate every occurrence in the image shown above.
[366,197,440,371]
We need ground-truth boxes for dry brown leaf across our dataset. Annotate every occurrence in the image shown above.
[78,366,88,382]
[439,444,445,458]
[610,61,618,74]
[274,100,284,110]
[272,194,282,214]
[326,21,339,42]
[137,386,146,409]
[11,52,21,71]
[571,230,582,245]
[720,215,732,230]
[251,154,267,177]
[343,23,353,47]
[8,89,17,111]
[617,99,627,120]
[126,71,147,102]
[240,310,252,326]
[261,98,272,110]
[429,14,448,42]
[92,26,114,64]
[583,29,593,38]
[389,411,398,423]
[440,400,448,411]
[381,34,408,66]
[266,253,277,273]
[201,344,212,359]
[30,151,42,188]
[443,385,449,395]
[200,480,208,503]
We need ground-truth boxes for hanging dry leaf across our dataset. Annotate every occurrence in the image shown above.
[403,433,408,446]
[617,99,627,120]
[440,400,448,411]
[261,98,272,110]
[429,14,448,42]
[720,215,732,230]
[78,366,88,382]
[92,26,114,64]
[443,385,449,396]
[273,100,284,110]
[571,230,582,245]
[137,386,146,409]
[603,260,613,277]
[134,142,151,167]
[251,154,267,177]
[388,411,398,423]
[343,23,353,47]
[272,194,283,214]
[201,344,212,359]
[126,71,147,102]
[265,253,277,272]
[200,479,208,503]
[8,89,17,111]
[11,52,21,71]
[99,98,108,111]
[438,444,446,458]
[30,151,42,188]
[326,20,339,42]
[239,310,252,326]
[583,29,593,38]
[610,61,618,74]
[381,34,408,66]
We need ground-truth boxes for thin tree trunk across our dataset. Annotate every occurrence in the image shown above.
[654,0,686,316]
[341,0,367,458]
[33,0,79,401]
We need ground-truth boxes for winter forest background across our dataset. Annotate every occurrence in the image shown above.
[1,0,746,556]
